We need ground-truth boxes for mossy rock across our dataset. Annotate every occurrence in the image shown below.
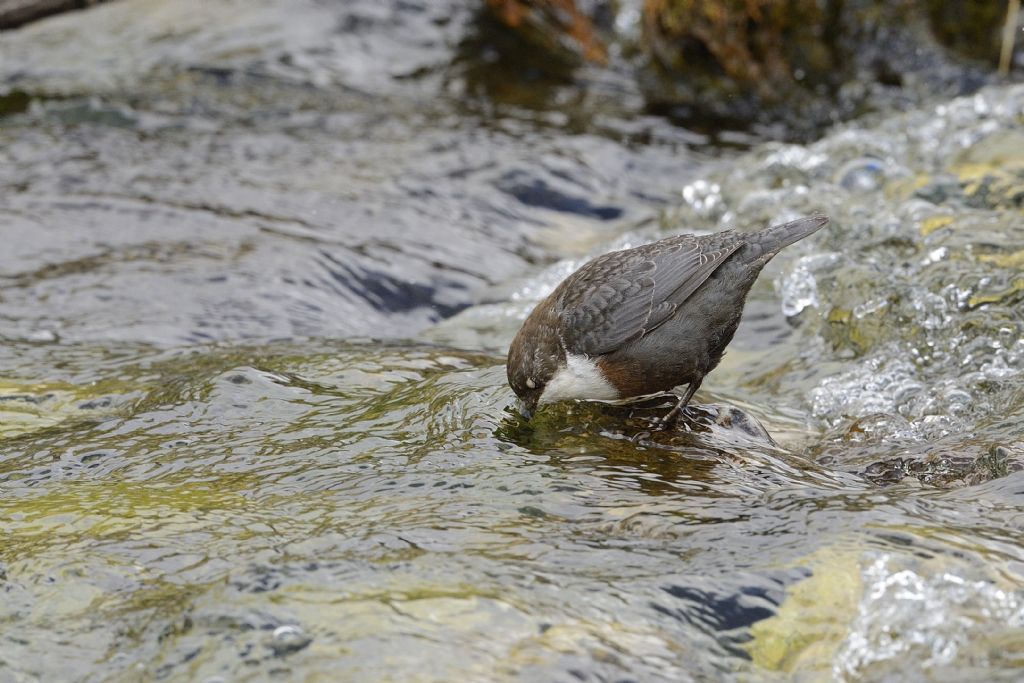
[485,0,608,65]
[643,0,836,99]
[638,0,1001,138]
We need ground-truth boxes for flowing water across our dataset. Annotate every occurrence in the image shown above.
[2,1,1024,681]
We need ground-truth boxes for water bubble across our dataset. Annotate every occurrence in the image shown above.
[810,355,930,430]
[836,157,886,192]
[912,291,950,330]
[780,253,840,317]
[267,624,312,657]
[835,555,1024,678]
[680,179,721,216]
[763,145,828,173]
[26,329,58,343]
[921,246,947,264]
[614,7,641,34]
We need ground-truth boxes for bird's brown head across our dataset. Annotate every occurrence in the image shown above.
[506,300,563,418]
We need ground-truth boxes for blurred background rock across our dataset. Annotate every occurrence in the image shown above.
[479,0,1021,139]
[3,0,1020,139]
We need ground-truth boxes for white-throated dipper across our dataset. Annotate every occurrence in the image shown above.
[507,214,829,420]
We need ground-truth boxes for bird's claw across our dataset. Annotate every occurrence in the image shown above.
[650,404,695,431]
[649,415,669,430]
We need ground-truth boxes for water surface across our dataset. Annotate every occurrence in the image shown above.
[2,2,1024,681]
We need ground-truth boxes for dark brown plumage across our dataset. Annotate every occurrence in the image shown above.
[507,214,829,419]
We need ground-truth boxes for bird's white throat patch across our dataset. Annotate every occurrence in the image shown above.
[539,353,619,405]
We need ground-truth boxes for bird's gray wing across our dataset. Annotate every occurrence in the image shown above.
[557,235,741,356]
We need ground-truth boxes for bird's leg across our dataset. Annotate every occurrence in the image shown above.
[652,378,702,429]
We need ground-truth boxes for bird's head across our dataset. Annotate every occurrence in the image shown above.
[506,316,562,419]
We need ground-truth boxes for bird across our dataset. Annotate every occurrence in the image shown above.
[506,214,829,420]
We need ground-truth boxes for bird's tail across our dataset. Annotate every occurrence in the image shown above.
[746,214,829,262]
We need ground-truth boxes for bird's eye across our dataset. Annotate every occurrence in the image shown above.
[526,378,536,389]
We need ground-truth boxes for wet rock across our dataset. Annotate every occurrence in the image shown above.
[679,403,778,445]
[0,88,30,115]
[589,397,781,452]
[747,547,862,676]
[473,0,1019,142]
[643,0,835,105]
[925,0,1009,63]
[639,0,1004,140]
[485,0,608,64]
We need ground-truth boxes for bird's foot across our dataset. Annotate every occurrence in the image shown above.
[630,409,689,443]
[649,404,696,431]
[648,414,671,431]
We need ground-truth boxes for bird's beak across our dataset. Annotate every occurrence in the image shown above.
[516,398,535,420]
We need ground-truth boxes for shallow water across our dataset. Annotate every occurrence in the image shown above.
[3,336,1023,681]
[2,1,1024,681]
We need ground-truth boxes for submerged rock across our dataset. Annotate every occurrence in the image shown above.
[475,0,1019,139]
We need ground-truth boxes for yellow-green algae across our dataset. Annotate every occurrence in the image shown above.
[952,129,1024,210]
[747,545,863,677]
[1,382,92,438]
[746,539,1024,678]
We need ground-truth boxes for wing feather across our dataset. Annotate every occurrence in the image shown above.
[556,234,741,356]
